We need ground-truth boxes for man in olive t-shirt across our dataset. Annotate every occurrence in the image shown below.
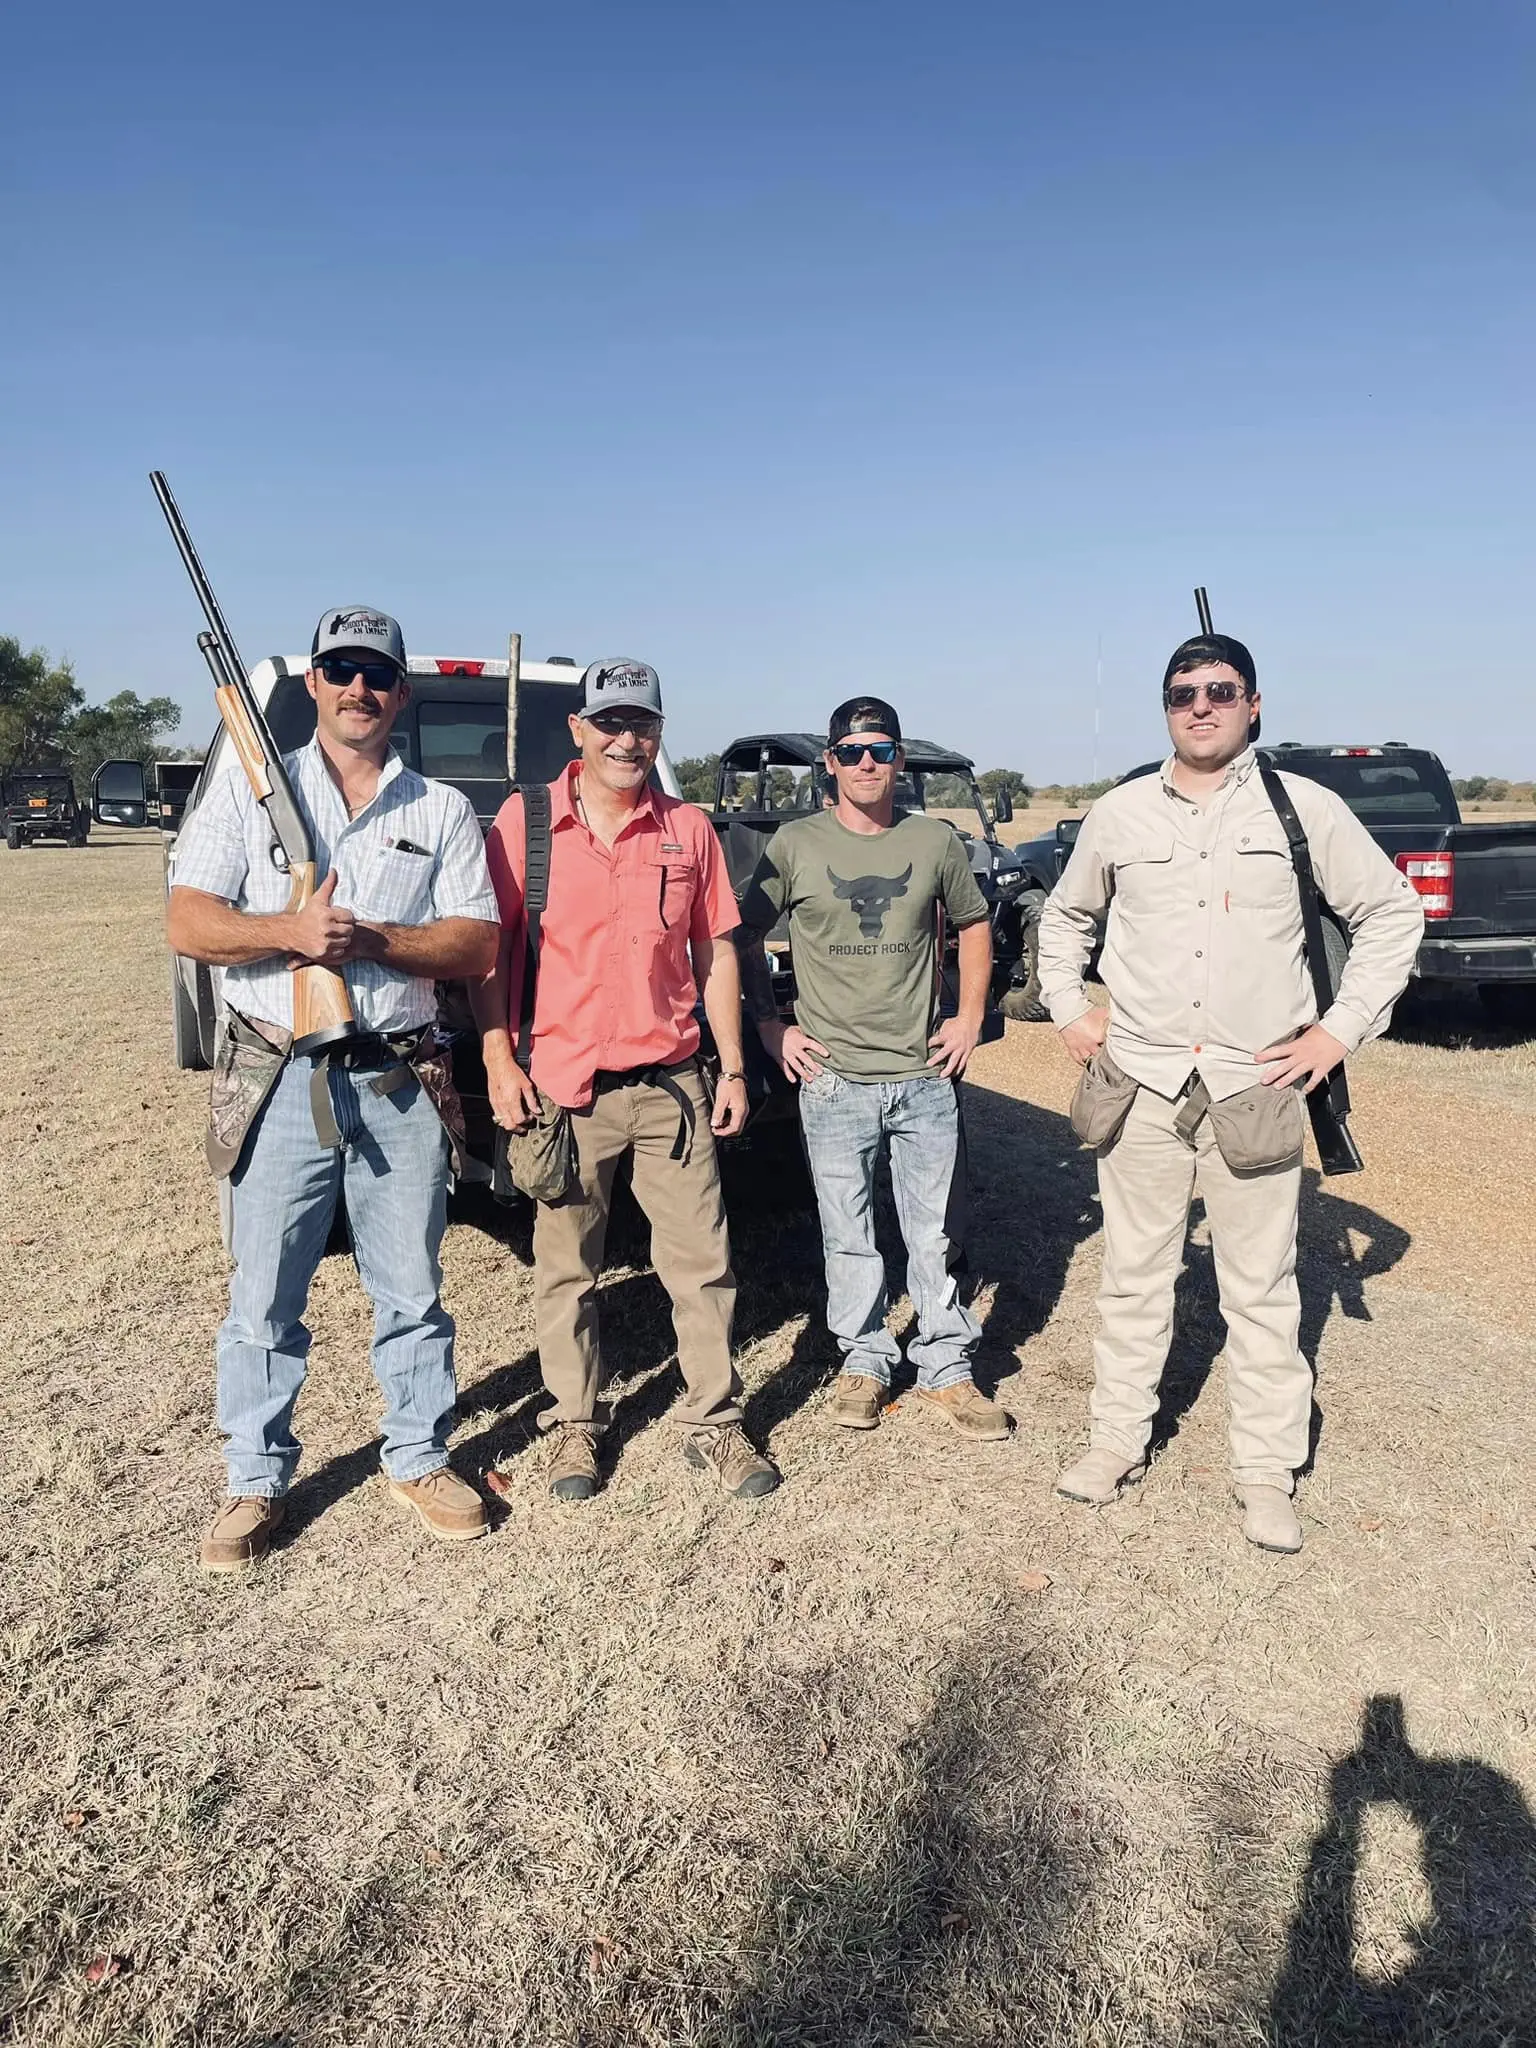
[738,697,1010,1444]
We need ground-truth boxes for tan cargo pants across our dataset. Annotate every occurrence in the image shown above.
[1089,1082,1308,1490]
[532,1063,742,1433]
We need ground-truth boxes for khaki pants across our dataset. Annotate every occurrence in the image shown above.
[1090,1083,1308,1489]
[533,1064,741,1433]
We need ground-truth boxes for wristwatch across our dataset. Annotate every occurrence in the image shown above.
[717,1069,746,1082]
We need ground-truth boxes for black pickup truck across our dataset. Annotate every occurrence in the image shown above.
[1013,743,1536,1026]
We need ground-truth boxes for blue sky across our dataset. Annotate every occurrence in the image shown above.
[3,0,1531,778]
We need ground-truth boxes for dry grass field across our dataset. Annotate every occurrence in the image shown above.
[3,835,1534,2047]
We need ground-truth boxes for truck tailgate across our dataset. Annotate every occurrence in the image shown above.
[1444,824,1536,937]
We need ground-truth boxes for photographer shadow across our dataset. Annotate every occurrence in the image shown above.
[1147,1166,1412,1468]
[1270,1694,1536,2044]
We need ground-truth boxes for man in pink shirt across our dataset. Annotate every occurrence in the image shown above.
[474,659,779,1503]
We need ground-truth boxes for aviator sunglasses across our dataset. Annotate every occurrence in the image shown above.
[1163,679,1248,710]
[831,739,900,765]
[315,656,401,692]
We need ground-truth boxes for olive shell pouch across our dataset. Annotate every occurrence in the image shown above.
[1204,1080,1306,1172]
[1068,1049,1141,1151]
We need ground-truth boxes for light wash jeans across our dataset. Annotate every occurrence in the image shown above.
[797,1069,980,1390]
[216,1055,457,1497]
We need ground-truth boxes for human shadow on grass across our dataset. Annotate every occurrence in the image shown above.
[1269,1694,1536,2047]
[719,1622,1093,2047]
[1145,1169,1411,1473]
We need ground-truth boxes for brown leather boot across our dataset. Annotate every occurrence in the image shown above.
[200,1495,286,1573]
[1056,1446,1146,1505]
[388,1468,488,1542]
[829,1375,885,1430]
[547,1424,601,1502]
[914,1379,1011,1442]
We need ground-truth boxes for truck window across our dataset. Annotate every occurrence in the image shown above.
[1281,755,1456,824]
[418,701,507,780]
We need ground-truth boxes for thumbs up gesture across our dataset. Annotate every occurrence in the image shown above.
[289,869,355,965]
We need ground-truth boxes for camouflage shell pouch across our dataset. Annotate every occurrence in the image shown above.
[498,1092,578,1204]
[206,1011,291,1178]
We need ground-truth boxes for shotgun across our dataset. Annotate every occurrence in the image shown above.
[151,471,357,1056]
[1192,585,1362,1174]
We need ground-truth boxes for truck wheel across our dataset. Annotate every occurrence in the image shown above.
[72,822,89,847]
[171,957,211,1070]
[6,825,23,851]
[1480,984,1536,1031]
[999,890,1051,1023]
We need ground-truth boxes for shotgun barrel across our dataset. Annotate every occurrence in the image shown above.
[152,471,356,1056]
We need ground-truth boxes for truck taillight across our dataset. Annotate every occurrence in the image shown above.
[1395,851,1454,919]
[434,659,485,676]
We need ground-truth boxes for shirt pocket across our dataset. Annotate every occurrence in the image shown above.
[359,841,437,924]
[629,854,698,935]
[1108,835,1177,917]
[1227,829,1296,909]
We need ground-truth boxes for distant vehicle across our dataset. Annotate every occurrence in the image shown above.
[2,768,89,849]
[152,758,204,837]
[96,648,684,1182]
[1013,743,1536,1027]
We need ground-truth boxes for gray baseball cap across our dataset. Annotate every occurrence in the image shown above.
[580,657,663,719]
[312,605,407,672]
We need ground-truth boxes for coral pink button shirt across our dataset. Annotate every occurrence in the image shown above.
[484,765,740,1110]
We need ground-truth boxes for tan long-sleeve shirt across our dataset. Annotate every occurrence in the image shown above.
[1036,747,1425,1101]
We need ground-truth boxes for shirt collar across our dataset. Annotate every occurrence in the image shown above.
[552,759,658,833]
[300,736,404,817]
[1159,743,1258,802]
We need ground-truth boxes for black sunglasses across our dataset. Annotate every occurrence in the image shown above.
[584,708,663,737]
[1164,680,1248,709]
[316,656,401,692]
[831,739,900,765]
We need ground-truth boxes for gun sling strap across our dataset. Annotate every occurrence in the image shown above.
[1256,760,1364,1176]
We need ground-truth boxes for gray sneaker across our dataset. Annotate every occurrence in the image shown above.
[683,1425,780,1500]
[1056,1446,1146,1505]
[548,1425,601,1502]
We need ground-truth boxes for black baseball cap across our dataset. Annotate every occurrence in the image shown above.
[828,696,902,747]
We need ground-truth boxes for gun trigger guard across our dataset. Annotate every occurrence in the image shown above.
[269,841,291,873]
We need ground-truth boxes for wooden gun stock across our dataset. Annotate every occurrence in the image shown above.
[284,859,358,1054]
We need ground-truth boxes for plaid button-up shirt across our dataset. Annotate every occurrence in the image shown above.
[172,739,498,1034]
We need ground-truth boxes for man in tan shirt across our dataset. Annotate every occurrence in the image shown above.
[1037,631,1423,1552]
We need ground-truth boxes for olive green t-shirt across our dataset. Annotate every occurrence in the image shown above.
[740,810,989,1080]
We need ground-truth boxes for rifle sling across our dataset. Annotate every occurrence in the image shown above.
[516,782,553,1075]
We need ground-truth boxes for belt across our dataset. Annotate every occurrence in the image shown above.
[590,1056,698,1162]
[308,1026,435,1151]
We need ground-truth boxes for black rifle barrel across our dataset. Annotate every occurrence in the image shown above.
[151,472,253,688]
[1194,586,1214,636]
[196,628,239,696]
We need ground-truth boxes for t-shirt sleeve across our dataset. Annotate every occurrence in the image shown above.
[737,837,793,937]
[938,831,990,927]
[430,790,500,922]
[168,771,250,901]
[691,816,741,942]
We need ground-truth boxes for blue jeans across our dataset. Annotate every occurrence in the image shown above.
[216,1056,457,1496]
[797,1070,979,1390]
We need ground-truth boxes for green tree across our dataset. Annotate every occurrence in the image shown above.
[1453,776,1489,801]
[65,691,181,794]
[0,637,84,767]
[922,772,973,806]
[674,753,720,806]
[977,767,1033,806]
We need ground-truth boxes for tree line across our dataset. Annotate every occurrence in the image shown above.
[0,637,183,795]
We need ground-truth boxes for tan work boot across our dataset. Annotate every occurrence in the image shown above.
[914,1378,1011,1442]
[830,1374,885,1430]
[1237,1484,1302,1555]
[1056,1446,1146,1505]
[200,1495,286,1573]
[548,1424,601,1502]
[388,1468,488,1542]
[683,1424,781,1499]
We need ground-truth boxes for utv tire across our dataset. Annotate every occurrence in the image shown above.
[5,825,22,851]
[1000,890,1051,1023]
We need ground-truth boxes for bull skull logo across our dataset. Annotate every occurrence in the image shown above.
[827,864,912,940]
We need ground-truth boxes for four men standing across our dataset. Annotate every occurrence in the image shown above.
[171,616,1423,1566]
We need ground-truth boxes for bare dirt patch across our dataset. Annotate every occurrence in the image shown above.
[3,838,1533,2045]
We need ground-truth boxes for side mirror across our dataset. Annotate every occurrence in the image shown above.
[991,788,1014,825]
[92,758,149,828]
[1055,817,1082,848]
